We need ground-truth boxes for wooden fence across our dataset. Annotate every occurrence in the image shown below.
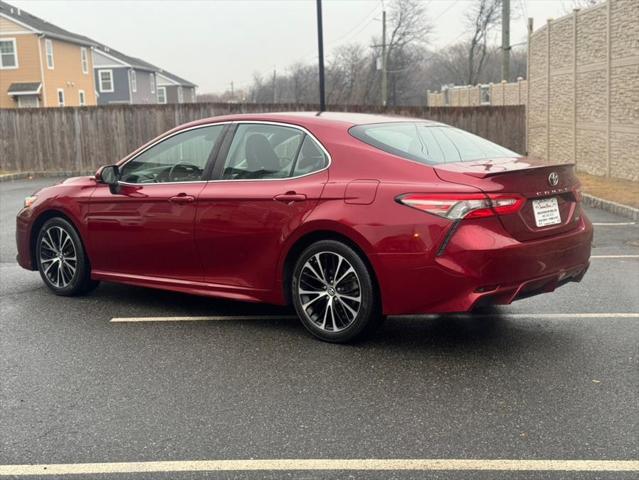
[0,103,525,173]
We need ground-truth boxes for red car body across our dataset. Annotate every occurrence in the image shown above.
[16,112,592,314]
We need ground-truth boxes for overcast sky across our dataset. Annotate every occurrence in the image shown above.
[10,0,570,93]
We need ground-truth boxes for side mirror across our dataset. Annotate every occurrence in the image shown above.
[96,165,121,194]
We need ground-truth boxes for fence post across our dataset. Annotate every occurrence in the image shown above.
[74,109,82,172]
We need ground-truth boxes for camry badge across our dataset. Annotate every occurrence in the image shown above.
[548,172,559,186]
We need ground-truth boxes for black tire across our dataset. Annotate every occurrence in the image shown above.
[36,217,99,296]
[291,240,382,343]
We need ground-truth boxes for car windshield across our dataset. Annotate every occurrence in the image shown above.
[349,122,520,164]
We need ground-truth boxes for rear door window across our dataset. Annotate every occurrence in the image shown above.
[292,136,329,177]
[221,124,327,180]
[222,124,304,180]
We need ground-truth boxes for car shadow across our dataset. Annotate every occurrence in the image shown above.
[83,282,576,360]
[88,281,293,317]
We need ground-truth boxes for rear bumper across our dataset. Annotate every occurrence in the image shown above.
[373,215,593,315]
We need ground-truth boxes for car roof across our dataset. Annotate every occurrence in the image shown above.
[181,111,443,131]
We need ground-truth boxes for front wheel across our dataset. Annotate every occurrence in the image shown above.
[291,240,382,343]
[36,217,99,296]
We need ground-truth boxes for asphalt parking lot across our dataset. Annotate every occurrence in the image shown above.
[1,178,638,479]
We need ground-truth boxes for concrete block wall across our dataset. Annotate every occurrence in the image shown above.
[527,0,639,181]
[427,79,528,107]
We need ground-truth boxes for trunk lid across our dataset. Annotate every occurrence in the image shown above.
[434,157,581,241]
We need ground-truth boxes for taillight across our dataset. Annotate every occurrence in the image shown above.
[397,193,524,220]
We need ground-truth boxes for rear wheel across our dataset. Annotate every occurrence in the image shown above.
[36,217,99,296]
[292,240,382,343]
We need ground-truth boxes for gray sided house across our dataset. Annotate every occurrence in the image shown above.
[92,47,158,105]
[156,70,197,104]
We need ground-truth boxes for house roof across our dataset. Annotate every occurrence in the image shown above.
[93,44,159,72]
[0,1,96,46]
[94,46,196,88]
[157,70,197,88]
[7,82,42,95]
[0,1,196,87]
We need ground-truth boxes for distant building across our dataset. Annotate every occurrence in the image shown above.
[0,0,97,108]
[426,79,528,107]
[92,46,159,105]
[156,70,197,104]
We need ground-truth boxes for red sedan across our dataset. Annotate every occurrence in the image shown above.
[16,112,592,342]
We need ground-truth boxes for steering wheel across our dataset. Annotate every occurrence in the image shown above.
[168,162,200,182]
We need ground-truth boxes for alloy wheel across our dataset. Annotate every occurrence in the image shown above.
[297,251,362,332]
[39,226,78,289]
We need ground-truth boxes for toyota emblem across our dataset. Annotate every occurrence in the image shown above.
[548,172,559,186]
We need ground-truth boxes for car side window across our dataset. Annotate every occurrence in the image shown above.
[221,124,305,180]
[292,136,328,176]
[119,125,224,183]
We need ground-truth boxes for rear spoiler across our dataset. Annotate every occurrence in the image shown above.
[433,160,576,179]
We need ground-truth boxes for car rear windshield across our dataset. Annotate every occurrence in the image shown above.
[349,122,520,165]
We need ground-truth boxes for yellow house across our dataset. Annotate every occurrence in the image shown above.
[0,1,97,108]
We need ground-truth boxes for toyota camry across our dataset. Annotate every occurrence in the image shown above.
[16,112,592,342]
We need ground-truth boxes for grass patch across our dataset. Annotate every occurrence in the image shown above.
[577,172,639,208]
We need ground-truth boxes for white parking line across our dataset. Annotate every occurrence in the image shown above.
[110,315,296,323]
[1,458,638,476]
[592,222,636,226]
[111,313,639,323]
[591,255,639,259]
[454,313,639,319]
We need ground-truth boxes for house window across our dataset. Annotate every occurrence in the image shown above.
[480,85,491,105]
[57,88,65,107]
[79,90,86,106]
[149,74,155,94]
[130,70,137,92]
[157,86,166,104]
[0,38,18,69]
[80,47,88,74]
[99,69,113,92]
[177,86,183,103]
[17,96,39,108]
[45,39,54,69]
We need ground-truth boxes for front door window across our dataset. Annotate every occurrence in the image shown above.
[119,125,224,183]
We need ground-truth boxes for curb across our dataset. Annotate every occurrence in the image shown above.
[582,193,639,221]
[0,171,94,182]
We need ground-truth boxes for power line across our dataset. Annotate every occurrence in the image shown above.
[432,0,459,22]
[518,0,529,33]
[300,3,382,61]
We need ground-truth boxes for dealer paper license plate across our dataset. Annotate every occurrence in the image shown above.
[532,197,561,227]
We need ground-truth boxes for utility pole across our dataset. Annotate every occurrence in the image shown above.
[272,67,277,103]
[381,9,388,107]
[501,0,510,81]
[230,81,234,101]
[316,0,326,111]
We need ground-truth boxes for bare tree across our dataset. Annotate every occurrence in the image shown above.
[384,0,432,105]
[236,0,528,107]
[465,0,501,85]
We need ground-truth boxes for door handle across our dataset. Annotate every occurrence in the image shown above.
[273,192,307,203]
[169,194,195,204]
